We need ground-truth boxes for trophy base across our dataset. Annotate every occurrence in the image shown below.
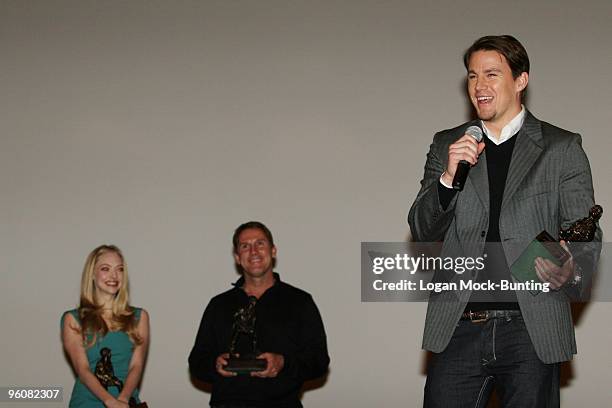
[511,230,571,294]
[535,231,570,264]
[225,357,267,374]
[129,398,148,408]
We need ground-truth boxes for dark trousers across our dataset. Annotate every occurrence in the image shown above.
[424,315,560,408]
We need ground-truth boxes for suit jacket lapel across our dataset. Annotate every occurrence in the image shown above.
[468,149,489,212]
[501,112,544,211]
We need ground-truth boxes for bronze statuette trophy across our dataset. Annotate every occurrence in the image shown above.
[225,296,267,374]
[559,205,603,242]
[95,347,148,408]
[512,205,602,285]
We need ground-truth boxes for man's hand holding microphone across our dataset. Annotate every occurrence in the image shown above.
[441,126,485,191]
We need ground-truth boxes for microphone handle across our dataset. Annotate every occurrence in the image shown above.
[452,160,471,191]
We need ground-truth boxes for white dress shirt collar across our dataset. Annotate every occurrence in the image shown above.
[482,106,526,145]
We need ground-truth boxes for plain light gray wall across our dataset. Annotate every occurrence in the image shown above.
[1,0,610,406]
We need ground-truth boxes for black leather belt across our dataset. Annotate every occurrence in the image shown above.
[461,309,522,323]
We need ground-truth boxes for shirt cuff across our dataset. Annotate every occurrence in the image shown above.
[439,172,453,189]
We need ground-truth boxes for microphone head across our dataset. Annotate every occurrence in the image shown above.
[465,125,483,142]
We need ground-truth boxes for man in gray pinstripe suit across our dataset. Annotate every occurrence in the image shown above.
[409,35,601,407]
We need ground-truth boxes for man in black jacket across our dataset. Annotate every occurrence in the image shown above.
[189,221,330,408]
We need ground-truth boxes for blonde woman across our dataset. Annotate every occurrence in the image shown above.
[61,245,149,407]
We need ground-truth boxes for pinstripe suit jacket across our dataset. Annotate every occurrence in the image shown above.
[408,111,602,363]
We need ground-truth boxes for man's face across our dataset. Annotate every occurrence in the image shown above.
[467,50,528,130]
[234,228,276,280]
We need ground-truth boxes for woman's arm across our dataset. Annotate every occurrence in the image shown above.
[117,309,150,403]
[61,313,128,408]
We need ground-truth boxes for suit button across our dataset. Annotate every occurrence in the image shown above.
[481,231,486,237]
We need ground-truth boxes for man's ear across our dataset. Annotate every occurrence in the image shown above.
[516,72,529,93]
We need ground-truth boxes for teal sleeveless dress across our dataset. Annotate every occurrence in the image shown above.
[61,308,142,407]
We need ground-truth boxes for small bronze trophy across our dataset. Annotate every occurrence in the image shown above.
[511,205,602,285]
[95,347,148,408]
[225,296,267,374]
[559,205,603,242]
[537,204,603,261]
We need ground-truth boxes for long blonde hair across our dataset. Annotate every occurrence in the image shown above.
[76,245,142,347]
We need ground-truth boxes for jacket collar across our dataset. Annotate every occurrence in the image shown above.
[232,272,281,288]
